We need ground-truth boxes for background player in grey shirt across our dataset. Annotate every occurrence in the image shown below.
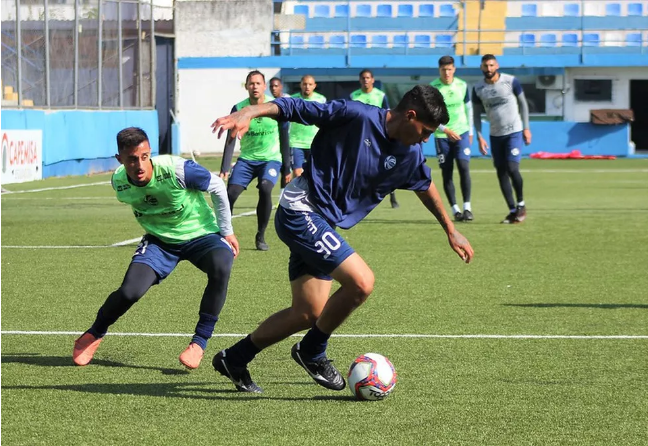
[472,54,531,224]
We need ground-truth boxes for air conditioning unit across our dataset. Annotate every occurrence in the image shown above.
[536,75,564,90]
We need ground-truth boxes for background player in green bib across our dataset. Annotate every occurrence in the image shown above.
[290,75,326,177]
[431,56,475,222]
[73,127,240,370]
[350,69,399,209]
[220,71,290,251]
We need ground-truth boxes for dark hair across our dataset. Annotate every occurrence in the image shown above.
[481,54,497,62]
[394,85,449,126]
[438,55,455,67]
[269,77,282,84]
[116,127,149,152]
[359,69,373,78]
[246,70,265,84]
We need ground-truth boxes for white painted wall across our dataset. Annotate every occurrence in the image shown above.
[177,67,280,155]
[563,67,648,122]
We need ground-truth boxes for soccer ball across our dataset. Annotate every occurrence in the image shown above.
[347,353,397,401]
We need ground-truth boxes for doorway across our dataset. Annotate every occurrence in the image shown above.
[156,37,175,155]
[630,80,648,151]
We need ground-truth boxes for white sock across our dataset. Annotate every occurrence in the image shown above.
[518,200,525,207]
[463,202,471,212]
[452,204,461,214]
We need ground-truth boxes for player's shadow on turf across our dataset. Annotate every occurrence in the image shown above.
[0,353,189,375]
[503,303,648,309]
[3,382,353,401]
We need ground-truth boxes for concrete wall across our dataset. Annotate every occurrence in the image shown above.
[177,67,280,155]
[564,67,648,122]
[175,0,273,58]
[1,109,159,178]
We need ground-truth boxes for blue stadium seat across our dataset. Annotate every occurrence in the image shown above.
[329,35,346,48]
[520,33,536,47]
[439,4,455,17]
[308,35,325,48]
[583,33,600,46]
[313,5,330,18]
[334,5,349,17]
[372,35,389,47]
[414,35,431,48]
[419,4,434,17]
[393,35,409,48]
[290,35,305,48]
[605,3,621,16]
[627,3,643,16]
[398,4,414,17]
[435,35,453,48]
[356,4,371,17]
[564,3,579,16]
[540,34,557,47]
[521,4,538,17]
[376,4,392,17]
[350,34,368,48]
[562,33,579,46]
[293,5,308,16]
[626,33,642,46]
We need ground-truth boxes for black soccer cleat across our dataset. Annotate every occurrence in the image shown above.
[291,342,346,391]
[454,212,464,222]
[501,210,517,224]
[462,210,474,221]
[514,205,527,223]
[255,232,269,251]
[212,350,263,393]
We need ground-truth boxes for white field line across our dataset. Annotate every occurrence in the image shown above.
[1,330,647,339]
[471,169,648,174]
[1,181,110,194]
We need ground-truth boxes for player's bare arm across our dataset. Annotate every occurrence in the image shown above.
[415,183,474,263]
[211,102,281,140]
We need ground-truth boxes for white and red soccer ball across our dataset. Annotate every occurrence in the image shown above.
[347,353,397,401]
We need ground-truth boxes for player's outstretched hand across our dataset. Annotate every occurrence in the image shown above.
[224,234,240,259]
[211,111,252,140]
[447,229,474,264]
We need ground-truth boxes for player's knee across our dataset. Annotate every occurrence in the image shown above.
[507,161,520,174]
[117,286,145,304]
[258,179,274,195]
[350,272,375,304]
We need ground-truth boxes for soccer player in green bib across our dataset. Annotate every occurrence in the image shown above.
[220,71,290,251]
[350,69,399,209]
[290,75,326,177]
[73,127,240,370]
[430,56,474,222]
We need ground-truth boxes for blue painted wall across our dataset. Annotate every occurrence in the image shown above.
[421,122,631,158]
[1,109,159,178]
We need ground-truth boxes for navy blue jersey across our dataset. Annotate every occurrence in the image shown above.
[273,97,432,229]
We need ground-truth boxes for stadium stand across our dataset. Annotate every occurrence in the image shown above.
[419,4,434,17]
[377,4,393,17]
[397,4,414,17]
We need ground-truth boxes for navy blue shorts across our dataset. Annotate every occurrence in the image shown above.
[291,148,311,170]
[130,233,234,281]
[229,158,282,188]
[490,132,523,167]
[275,206,355,281]
[435,131,472,166]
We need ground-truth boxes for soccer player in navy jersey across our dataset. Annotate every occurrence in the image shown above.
[210,85,474,393]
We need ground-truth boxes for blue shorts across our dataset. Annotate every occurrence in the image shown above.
[229,158,282,188]
[130,233,234,281]
[291,148,311,170]
[435,132,472,166]
[275,206,355,281]
[490,132,523,167]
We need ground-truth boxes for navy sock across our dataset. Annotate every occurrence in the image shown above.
[191,313,218,350]
[226,335,261,367]
[299,324,331,360]
[88,308,116,339]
